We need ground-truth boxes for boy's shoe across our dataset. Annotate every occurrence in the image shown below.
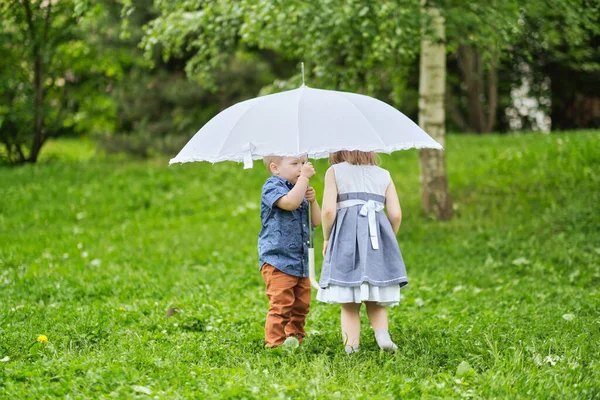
[281,336,300,351]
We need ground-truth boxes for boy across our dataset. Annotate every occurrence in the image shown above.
[258,155,321,348]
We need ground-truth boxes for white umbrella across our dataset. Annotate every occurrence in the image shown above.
[169,87,442,168]
[170,77,443,289]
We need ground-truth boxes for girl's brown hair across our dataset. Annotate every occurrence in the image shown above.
[329,150,378,166]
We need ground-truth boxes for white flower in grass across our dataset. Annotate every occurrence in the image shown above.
[512,257,530,266]
[415,298,425,307]
[544,355,561,366]
[81,251,88,258]
[569,361,580,370]
[0,356,9,362]
[131,386,152,395]
[562,314,575,321]
[90,259,101,267]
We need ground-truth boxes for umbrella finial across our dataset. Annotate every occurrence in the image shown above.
[301,62,305,86]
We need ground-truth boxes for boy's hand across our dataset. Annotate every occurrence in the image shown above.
[300,162,315,179]
[305,186,316,203]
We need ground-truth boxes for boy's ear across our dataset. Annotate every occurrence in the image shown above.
[269,163,278,175]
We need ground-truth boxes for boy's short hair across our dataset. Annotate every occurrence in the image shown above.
[263,156,283,170]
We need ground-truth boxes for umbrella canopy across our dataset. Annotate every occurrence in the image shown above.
[169,85,442,168]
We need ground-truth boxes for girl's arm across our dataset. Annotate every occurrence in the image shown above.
[385,180,402,235]
[309,199,321,227]
[321,167,338,254]
[304,186,321,227]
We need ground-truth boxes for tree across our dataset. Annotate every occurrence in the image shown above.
[419,1,452,219]
[0,0,119,164]
[1,1,76,163]
[439,0,599,133]
[511,1,600,130]
[440,0,521,134]
[141,1,423,95]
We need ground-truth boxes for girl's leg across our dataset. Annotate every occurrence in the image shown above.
[365,302,397,352]
[341,302,361,353]
[365,301,388,330]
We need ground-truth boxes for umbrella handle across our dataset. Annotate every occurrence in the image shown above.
[308,248,319,290]
[308,200,320,290]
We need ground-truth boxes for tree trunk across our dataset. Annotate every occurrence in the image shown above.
[457,45,498,133]
[485,53,498,133]
[458,45,484,133]
[446,90,469,132]
[29,52,44,163]
[23,0,51,163]
[418,2,453,220]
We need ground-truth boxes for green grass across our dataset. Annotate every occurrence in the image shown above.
[1,131,599,399]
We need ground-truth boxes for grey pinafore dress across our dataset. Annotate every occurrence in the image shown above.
[317,162,408,306]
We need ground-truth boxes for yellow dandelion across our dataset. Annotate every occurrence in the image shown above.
[119,307,125,310]
[37,335,48,343]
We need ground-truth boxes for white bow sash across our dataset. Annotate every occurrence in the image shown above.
[337,199,385,249]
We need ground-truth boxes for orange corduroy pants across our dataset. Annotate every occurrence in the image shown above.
[261,263,311,347]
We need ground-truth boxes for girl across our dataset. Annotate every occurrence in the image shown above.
[317,150,407,354]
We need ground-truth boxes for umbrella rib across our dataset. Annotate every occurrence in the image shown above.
[214,99,260,161]
[330,92,387,149]
[297,87,304,155]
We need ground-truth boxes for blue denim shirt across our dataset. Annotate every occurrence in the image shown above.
[258,175,311,277]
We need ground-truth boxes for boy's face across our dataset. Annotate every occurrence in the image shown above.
[271,156,307,184]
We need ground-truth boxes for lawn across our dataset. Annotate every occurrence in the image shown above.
[1,131,599,398]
